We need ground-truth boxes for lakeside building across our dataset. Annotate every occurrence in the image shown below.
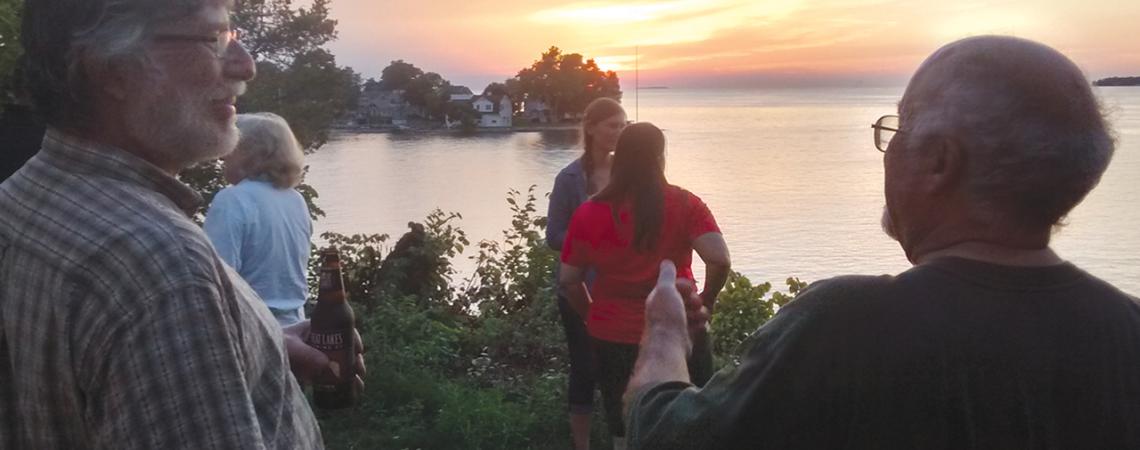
[471,94,513,128]
[522,99,552,124]
[351,84,531,129]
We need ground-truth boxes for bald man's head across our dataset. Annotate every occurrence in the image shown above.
[895,36,1114,232]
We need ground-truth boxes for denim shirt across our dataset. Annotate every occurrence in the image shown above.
[546,159,596,293]
[546,159,590,252]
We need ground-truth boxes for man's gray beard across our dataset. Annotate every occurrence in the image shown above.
[124,84,240,172]
[881,204,899,241]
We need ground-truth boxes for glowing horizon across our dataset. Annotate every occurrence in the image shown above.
[324,0,1140,90]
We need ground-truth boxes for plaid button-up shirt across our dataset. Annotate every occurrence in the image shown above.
[0,129,323,449]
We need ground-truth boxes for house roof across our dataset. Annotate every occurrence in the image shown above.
[447,86,474,95]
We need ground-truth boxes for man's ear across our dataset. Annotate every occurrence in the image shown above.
[86,57,133,101]
[926,136,966,194]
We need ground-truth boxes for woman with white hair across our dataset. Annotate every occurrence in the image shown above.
[205,112,313,326]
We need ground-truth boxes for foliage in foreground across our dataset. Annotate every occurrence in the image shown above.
[312,187,805,449]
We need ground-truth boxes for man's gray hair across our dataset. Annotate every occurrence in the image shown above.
[899,36,1115,231]
[233,113,305,189]
[20,0,207,128]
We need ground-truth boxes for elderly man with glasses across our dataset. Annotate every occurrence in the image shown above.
[623,36,1140,449]
[0,0,363,448]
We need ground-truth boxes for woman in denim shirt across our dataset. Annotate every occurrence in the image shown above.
[546,97,626,450]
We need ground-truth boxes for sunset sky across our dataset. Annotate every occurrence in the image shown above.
[323,0,1140,90]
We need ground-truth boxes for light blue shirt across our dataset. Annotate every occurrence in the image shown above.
[204,179,312,319]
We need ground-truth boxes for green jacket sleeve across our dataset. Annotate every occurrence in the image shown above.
[625,279,861,449]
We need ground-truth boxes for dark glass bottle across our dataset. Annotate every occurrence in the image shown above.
[307,248,357,409]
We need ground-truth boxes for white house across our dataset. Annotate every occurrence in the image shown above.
[472,96,494,113]
[471,94,513,128]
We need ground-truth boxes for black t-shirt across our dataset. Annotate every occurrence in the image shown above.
[628,257,1140,449]
[0,105,45,183]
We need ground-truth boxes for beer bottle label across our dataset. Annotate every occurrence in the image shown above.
[307,329,352,389]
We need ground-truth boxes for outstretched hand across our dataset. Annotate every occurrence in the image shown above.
[626,261,707,412]
[282,320,366,392]
[645,260,711,354]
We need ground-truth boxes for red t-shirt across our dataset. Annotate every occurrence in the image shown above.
[561,185,721,344]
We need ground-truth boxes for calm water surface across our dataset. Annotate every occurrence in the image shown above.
[306,87,1140,293]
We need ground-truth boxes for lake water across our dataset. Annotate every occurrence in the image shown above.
[306,87,1140,294]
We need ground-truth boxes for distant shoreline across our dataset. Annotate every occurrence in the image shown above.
[1094,76,1140,87]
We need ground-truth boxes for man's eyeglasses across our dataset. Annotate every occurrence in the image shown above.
[871,115,900,152]
[152,28,240,59]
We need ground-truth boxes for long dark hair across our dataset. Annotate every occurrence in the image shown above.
[580,97,625,182]
[593,122,667,252]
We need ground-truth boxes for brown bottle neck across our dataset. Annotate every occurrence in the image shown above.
[317,267,347,304]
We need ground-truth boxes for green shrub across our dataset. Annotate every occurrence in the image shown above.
[710,275,806,366]
[316,188,571,449]
[457,186,565,384]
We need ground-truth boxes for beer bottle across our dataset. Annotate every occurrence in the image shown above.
[307,248,357,409]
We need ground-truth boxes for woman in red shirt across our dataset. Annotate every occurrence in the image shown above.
[560,122,731,449]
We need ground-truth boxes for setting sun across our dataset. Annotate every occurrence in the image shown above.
[593,55,636,73]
